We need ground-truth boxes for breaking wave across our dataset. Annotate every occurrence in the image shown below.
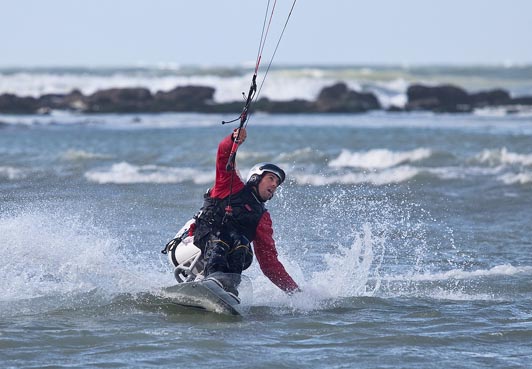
[498,171,532,185]
[473,148,532,186]
[386,264,532,282]
[330,148,432,169]
[6,146,532,188]
[84,162,214,185]
[294,166,419,186]
[0,166,27,180]
[292,147,532,186]
[475,147,532,167]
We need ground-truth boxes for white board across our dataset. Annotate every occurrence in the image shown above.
[164,279,242,316]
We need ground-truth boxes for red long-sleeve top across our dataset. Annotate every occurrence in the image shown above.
[209,134,299,293]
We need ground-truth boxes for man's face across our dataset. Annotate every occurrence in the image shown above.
[257,172,280,201]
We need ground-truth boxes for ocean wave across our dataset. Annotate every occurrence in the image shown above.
[294,166,419,186]
[498,171,532,185]
[276,147,327,163]
[0,166,27,180]
[426,165,505,180]
[475,147,532,167]
[61,149,113,161]
[84,162,214,184]
[387,264,532,282]
[292,163,518,187]
[330,148,432,169]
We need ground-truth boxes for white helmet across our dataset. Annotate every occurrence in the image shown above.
[246,162,286,186]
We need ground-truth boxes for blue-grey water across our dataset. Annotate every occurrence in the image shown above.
[1,111,532,368]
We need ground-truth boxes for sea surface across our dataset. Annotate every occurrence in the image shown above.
[1,66,532,368]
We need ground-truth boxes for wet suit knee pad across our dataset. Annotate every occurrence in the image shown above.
[204,238,230,275]
[227,234,253,273]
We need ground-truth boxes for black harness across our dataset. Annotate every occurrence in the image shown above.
[193,185,265,251]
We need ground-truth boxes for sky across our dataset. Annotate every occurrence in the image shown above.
[1,0,532,67]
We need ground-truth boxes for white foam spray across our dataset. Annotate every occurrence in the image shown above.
[248,183,531,314]
[0,206,171,316]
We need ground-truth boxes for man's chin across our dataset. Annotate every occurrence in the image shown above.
[261,192,273,202]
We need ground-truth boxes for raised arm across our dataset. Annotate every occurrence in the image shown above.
[210,128,247,199]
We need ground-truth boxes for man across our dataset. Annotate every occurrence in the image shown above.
[193,127,299,295]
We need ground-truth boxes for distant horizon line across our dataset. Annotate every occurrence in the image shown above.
[1,61,532,70]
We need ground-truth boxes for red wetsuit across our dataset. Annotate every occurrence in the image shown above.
[209,134,299,293]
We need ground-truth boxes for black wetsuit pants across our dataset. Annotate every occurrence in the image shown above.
[203,231,253,277]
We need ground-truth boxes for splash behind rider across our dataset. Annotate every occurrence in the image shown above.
[193,128,299,294]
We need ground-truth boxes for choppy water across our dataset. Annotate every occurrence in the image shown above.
[1,111,532,368]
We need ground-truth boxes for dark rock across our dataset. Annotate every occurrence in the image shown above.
[386,105,404,112]
[66,89,88,111]
[315,82,381,113]
[86,88,153,113]
[0,93,40,114]
[153,85,215,111]
[254,97,314,113]
[204,101,245,114]
[470,89,511,107]
[38,93,66,109]
[406,84,472,113]
[508,95,532,105]
[2,81,531,116]
[38,89,87,111]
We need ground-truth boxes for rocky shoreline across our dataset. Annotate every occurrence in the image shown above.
[1,82,531,115]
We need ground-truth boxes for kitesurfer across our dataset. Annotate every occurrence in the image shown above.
[192,128,300,295]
